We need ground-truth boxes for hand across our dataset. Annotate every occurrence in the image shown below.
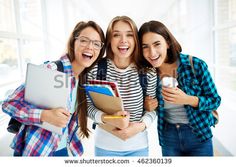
[162,86,190,105]
[112,122,146,140]
[102,111,130,129]
[41,108,70,127]
[144,96,158,111]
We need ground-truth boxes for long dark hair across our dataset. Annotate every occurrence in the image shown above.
[67,21,105,138]
[138,20,182,68]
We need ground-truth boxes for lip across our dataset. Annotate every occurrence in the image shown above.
[82,52,93,59]
[118,45,129,49]
[117,45,129,54]
[149,55,160,61]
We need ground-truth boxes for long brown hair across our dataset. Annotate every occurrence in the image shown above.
[138,20,182,68]
[67,21,105,138]
[105,16,140,65]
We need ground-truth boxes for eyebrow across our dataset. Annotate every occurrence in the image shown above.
[142,40,161,45]
[112,30,133,33]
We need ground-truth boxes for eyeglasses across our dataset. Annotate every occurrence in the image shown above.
[75,36,104,50]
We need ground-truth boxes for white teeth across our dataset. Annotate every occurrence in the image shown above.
[83,52,92,57]
[150,55,160,60]
[118,46,129,49]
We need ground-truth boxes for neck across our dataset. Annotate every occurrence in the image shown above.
[159,61,178,78]
[113,56,131,69]
[71,61,85,79]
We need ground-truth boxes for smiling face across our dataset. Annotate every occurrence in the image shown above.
[73,27,102,69]
[110,21,135,62]
[141,32,169,68]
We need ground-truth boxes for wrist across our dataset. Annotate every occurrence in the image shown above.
[139,122,146,131]
[40,109,49,122]
[188,95,199,107]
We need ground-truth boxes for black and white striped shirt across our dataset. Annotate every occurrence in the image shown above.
[87,59,157,151]
[87,59,157,123]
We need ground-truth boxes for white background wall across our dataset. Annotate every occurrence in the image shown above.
[0,0,236,157]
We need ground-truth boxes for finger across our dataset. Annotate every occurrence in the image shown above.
[163,96,175,103]
[162,90,176,99]
[145,96,153,100]
[116,111,128,116]
[62,109,71,117]
[162,87,176,94]
[151,99,158,105]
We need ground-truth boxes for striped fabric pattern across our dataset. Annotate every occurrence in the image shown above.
[87,58,157,123]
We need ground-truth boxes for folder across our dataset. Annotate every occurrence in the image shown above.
[88,91,126,140]
[88,80,120,97]
[88,91,124,114]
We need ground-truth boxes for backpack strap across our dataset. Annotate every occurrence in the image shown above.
[139,71,147,116]
[97,58,107,80]
[189,55,195,75]
[54,60,64,72]
[92,58,107,129]
[139,72,147,98]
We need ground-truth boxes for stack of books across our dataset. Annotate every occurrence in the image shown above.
[84,80,126,140]
[84,80,124,114]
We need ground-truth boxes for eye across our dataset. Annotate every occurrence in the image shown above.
[153,42,160,47]
[79,38,89,43]
[127,33,134,37]
[113,33,120,37]
[142,45,148,49]
[94,41,101,48]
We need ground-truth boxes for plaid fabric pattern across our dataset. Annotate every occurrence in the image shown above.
[157,53,221,145]
[2,54,83,156]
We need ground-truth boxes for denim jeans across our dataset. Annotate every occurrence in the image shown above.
[161,122,213,156]
[95,147,149,156]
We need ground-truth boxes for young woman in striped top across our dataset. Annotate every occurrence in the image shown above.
[87,16,157,156]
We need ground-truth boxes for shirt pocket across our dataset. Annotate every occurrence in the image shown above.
[182,78,201,95]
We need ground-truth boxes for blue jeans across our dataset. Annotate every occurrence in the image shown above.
[161,122,213,156]
[95,147,149,156]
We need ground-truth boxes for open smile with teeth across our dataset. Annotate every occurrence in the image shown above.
[118,46,129,53]
[82,52,93,59]
[150,55,160,61]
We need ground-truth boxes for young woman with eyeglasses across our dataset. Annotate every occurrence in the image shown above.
[2,21,105,156]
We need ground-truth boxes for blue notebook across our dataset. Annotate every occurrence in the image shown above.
[84,84,115,103]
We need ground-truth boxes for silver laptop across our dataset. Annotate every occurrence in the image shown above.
[25,63,71,134]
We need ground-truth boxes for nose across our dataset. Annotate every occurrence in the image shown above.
[120,34,127,43]
[86,41,93,49]
[149,46,156,57]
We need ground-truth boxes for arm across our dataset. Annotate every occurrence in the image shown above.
[2,62,71,126]
[194,59,221,111]
[162,58,221,112]
[141,69,157,129]
[2,84,43,125]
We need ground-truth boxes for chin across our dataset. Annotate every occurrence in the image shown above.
[152,63,160,68]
